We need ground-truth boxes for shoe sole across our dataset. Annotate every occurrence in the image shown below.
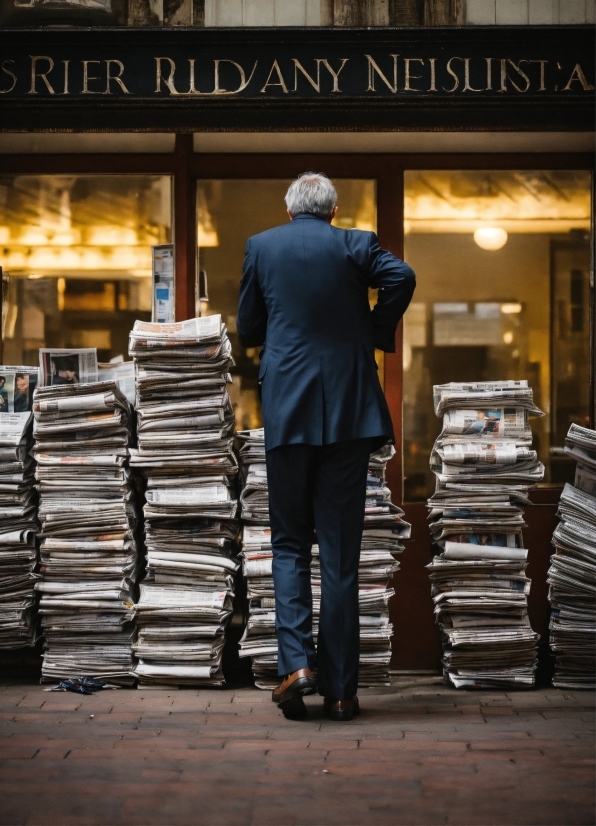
[279,696,308,720]
[271,677,317,704]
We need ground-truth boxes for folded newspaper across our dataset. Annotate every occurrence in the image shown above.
[32,380,139,684]
[238,428,410,689]
[427,380,544,689]
[548,423,596,690]
[0,411,39,648]
[129,315,239,686]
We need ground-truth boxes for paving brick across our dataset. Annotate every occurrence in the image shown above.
[0,682,593,825]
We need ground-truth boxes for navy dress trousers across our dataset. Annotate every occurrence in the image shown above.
[237,213,415,699]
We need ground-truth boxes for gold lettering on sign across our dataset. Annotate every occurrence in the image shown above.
[0,60,17,94]
[365,54,398,93]
[443,57,462,92]
[499,59,530,93]
[62,60,69,95]
[485,58,493,90]
[82,60,102,94]
[429,57,437,92]
[260,60,288,93]
[28,55,55,95]
[155,57,180,95]
[562,64,594,91]
[319,59,348,93]
[293,59,321,92]
[529,59,548,91]
[104,60,130,94]
[404,58,424,92]
[188,58,201,94]
[213,59,257,94]
[463,58,484,91]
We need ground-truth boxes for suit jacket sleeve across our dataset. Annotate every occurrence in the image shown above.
[237,239,268,348]
[367,233,416,353]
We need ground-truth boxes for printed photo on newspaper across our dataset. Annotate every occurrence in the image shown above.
[38,349,98,387]
[0,367,38,412]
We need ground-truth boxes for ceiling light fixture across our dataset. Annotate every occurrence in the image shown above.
[473,227,508,251]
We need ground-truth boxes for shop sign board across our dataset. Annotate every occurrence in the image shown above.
[0,27,592,129]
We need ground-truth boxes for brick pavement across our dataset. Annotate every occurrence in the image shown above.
[0,678,593,826]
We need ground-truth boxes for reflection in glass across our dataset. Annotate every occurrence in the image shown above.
[197,179,378,431]
[403,170,592,501]
[0,175,172,365]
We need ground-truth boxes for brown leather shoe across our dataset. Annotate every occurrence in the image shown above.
[272,668,317,705]
[324,695,360,722]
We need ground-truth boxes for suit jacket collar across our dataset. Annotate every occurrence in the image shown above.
[291,213,328,222]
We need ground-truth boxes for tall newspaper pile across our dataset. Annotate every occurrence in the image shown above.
[0,411,39,648]
[238,429,411,688]
[33,381,139,683]
[426,381,545,688]
[548,424,596,689]
[128,316,239,686]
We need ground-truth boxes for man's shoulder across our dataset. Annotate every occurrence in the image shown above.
[248,222,293,248]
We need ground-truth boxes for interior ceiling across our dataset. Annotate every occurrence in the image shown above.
[404,170,592,234]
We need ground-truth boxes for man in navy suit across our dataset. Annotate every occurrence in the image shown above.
[237,173,415,721]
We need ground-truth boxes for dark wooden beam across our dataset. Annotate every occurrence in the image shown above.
[174,133,196,320]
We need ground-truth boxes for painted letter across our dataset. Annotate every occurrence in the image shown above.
[319,58,349,93]
[562,63,594,91]
[499,59,530,93]
[260,59,288,93]
[62,60,69,95]
[463,58,484,91]
[404,58,424,92]
[485,57,493,91]
[529,59,548,92]
[365,54,398,93]
[0,60,17,94]
[82,60,102,94]
[293,59,321,92]
[213,59,257,94]
[28,55,55,95]
[429,57,437,92]
[443,57,462,92]
[155,57,180,95]
[104,59,130,94]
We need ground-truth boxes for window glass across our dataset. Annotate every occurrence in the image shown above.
[403,170,592,501]
[197,179,378,431]
[0,175,172,364]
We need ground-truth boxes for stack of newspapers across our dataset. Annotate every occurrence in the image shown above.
[128,316,239,686]
[426,381,545,689]
[0,410,39,648]
[548,424,596,689]
[238,429,411,688]
[32,381,139,684]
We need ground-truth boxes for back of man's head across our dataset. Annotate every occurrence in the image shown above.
[285,172,337,219]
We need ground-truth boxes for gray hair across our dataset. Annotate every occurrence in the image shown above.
[285,172,337,219]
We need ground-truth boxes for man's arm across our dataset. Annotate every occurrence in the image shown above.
[367,234,416,353]
[237,240,268,348]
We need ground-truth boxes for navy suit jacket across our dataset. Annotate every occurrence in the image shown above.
[237,213,416,452]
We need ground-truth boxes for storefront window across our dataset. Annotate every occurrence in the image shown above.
[0,175,172,364]
[197,178,377,431]
[403,169,592,501]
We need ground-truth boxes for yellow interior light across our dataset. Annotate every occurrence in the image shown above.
[474,227,508,251]
[501,303,523,314]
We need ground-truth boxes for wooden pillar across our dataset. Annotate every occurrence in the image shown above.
[377,163,404,505]
[174,134,197,321]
